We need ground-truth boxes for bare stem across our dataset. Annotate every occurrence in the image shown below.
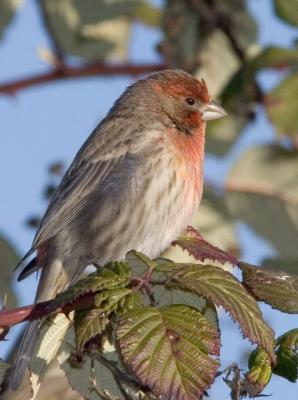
[205,179,298,206]
[0,62,167,96]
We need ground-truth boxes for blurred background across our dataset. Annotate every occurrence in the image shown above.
[0,0,298,398]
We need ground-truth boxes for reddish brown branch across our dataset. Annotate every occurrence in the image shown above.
[0,292,95,328]
[0,62,167,96]
[224,179,298,205]
[205,179,298,206]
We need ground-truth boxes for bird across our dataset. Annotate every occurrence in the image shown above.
[10,69,227,389]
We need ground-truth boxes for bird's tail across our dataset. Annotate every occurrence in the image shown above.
[9,257,75,390]
[9,320,39,391]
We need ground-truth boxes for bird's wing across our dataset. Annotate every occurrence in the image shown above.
[32,119,135,249]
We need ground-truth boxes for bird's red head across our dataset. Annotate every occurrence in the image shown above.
[152,73,210,104]
[148,70,226,135]
[106,70,226,168]
[135,70,227,183]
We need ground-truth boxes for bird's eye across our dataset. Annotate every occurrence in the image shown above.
[185,97,195,106]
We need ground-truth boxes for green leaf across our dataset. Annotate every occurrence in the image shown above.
[245,347,272,395]
[0,234,20,307]
[220,68,258,121]
[74,261,131,293]
[0,0,23,40]
[126,251,217,325]
[262,257,298,275]
[265,73,298,138]
[252,46,298,70]
[152,283,219,329]
[0,359,11,388]
[116,305,220,400]
[274,329,298,382]
[125,250,153,276]
[221,46,298,116]
[58,327,124,400]
[173,226,238,267]
[94,288,133,312]
[171,264,275,360]
[240,262,298,313]
[74,288,141,357]
[226,145,298,259]
[74,308,109,358]
[59,261,131,305]
[128,250,156,270]
[154,257,178,272]
[115,291,143,314]
[41,0,139,61]
[274,0,298,27]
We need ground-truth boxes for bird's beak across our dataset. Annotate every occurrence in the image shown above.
[201,101,227,121]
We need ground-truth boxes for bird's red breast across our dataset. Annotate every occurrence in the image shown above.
[167,122,205,194]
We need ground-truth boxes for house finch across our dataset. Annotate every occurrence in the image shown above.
[10,69,226,389]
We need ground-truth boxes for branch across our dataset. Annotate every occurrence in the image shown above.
[0,62,167,96]
[205,179,298,206]
[0,272,162,329]
[0,292,95,328]
[224,179,298,205]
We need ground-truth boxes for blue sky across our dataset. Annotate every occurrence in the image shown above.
[0,0,298,398]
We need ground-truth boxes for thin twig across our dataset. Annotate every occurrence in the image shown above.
[225,179,298,205]
[131,265,158,307]
[205,179,298,206]
[0,63,167,96]
[222,363,242,400]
